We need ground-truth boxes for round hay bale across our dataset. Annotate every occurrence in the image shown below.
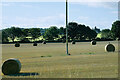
[91,40,96,45]
[2,58,21,75]
[42,41,46,44]
[105,43,115,52]
[15,42,20,47]
[71,41,75,44]
[68,53,71,55]
[33,42,37,46]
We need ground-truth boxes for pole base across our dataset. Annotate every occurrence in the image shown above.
[67,53,71,55]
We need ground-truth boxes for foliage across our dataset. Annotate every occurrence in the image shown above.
[20,38,30,42]
[3,27,22,42]
[100,29,111,39]
[68,22,78,40]
[2,30,9,42]
[3,21,118,42]
[22,29,30,37]
[68,22,97,40]
[43,26,59,40]
[111,20,120,39]
[0,30,2,43]
[29,28,41,40]
[59,27,65,35]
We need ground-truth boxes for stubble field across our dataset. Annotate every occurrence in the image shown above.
[2,41,118,78]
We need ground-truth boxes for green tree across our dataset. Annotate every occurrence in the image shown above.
[68,22,78,40]
[43,26,59,40]
[19,29,31,42]
[67,22,97,40]
[59,27,65,35]
[0,30,1,43]
[77,24,86,40]
[29,28,41,40]
[4,27,23,42]
[77,25,97,40]
[88,30,97,40]
[2,30,9,42]
[58,27,66,40]
[111,20,120,39]
[101,29,111,39]
[84,26,97,40]
[22,29,30,37]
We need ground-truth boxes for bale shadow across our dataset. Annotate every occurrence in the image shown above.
[7,72,39,76]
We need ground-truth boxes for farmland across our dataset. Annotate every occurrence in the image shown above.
[2,41,118,78]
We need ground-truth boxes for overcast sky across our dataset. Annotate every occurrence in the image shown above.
[1,1,118,30]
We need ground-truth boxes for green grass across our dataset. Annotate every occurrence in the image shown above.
[97,33,102,38]
[2,41,118,78]
[80,53,95,55]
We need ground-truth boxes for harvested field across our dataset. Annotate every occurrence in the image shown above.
[2,41,118,78]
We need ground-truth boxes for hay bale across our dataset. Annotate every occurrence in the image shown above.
[15,42,20,47]
[2,58,21,75]
[42,41,46,44]
[71,41,75,44]
[33,42,37,46]
[105,43,115,52]
[68,53,71,55]
[91,40,96,45]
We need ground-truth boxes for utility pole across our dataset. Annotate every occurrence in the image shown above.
[66,0,69,55]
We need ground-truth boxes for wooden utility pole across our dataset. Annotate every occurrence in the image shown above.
[66,0,69,55]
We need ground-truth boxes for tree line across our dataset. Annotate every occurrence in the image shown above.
[1,20,120,43]
[98,20,120,40]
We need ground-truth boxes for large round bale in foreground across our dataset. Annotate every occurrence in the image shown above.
[71,41,75,44]
[105,43,115,52]
[2,58,21,75]
[42,41,46,44]
[91,40,96,45]
[33,42,37,46]
[15,42,20,47]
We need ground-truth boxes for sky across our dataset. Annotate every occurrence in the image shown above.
[1,1,118,30]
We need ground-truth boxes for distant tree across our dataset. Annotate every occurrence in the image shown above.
[101,29,111,39]
[87,29,97,40]
[58,27,66,40]
[68,22,78,40]
[29,28,41,40]
[111,20,120,39]
[19,29,31,42]
[22,29,30,37]
[67,22,97,40]
[59,27,65,35]
[40,28,46,36]
[77,25,97,40]
[2,30,9,42]
[0,30,2,43]
[76,24,86,40]
[4,27,23,42]
[43,26,59,40]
